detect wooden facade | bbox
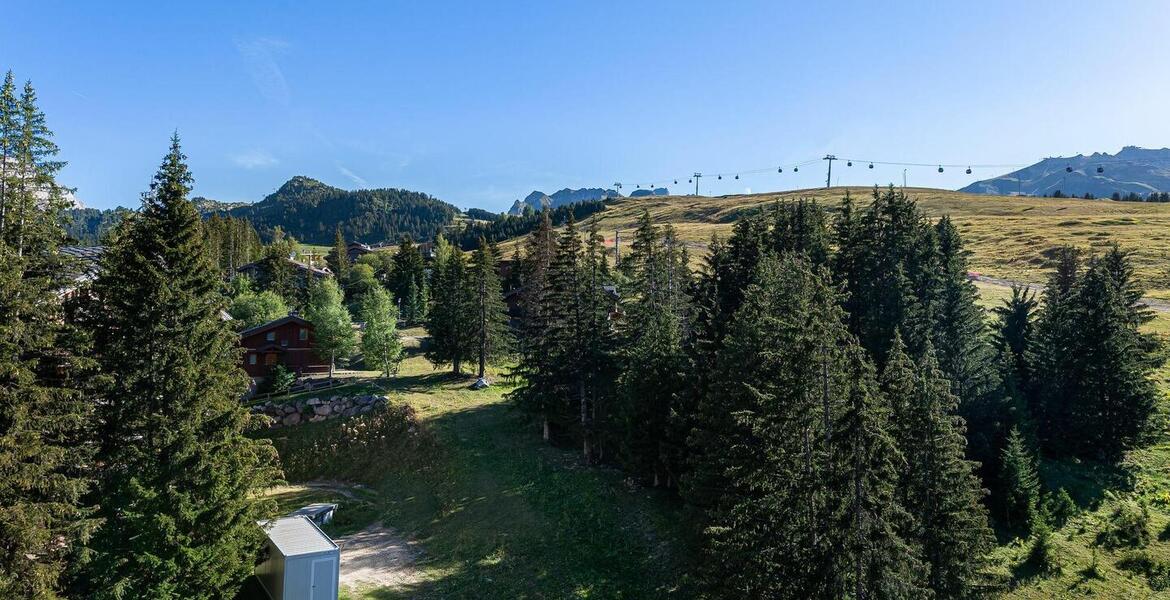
[239,313,330,378]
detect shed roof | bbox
[260,516,338,556]
[290,503,338,519]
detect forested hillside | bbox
[63,175,461,246]
[226,176,459,244]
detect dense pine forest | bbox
[4,66,1170,599]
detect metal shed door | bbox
[309,557,337,600]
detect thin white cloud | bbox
[231,149,279,169]
[235,37,291,105]
[338,165,369,189]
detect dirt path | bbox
[972,274,1170,313]
[335,524,423,591]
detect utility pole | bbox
[823,155,836,188]
[693,172,702,196]
[614,230,621,267]
[902,169,907,190]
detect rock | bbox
[309,415,325,423]
[314,405,332,416]
[306,397,322,406]
[471,377,491,390]
[282,412,301,426]
[359,405,372,414]
[283,405,298,415]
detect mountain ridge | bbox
[961,146,1170,198]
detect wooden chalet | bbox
[239,312,330,378]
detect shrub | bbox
[261,402,436,482]
[1045,488,1077,528]
[258,364,296,396]
[1025,520,1062,575]
[1098,498,1151,549]
[1118,550,1170,591]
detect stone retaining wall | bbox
[251,394,389,428]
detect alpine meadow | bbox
[6,3,1170,599]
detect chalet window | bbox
[281,339,288,347]
[264,353,277,366]
[265,332,275,342]
[299,328,308,341]
[248,354,257,365]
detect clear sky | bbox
[4,1,1170,211]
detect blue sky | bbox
[4,1,1170,211]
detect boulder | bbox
[281,412,301,426]
[306,397,322,406]
[309,415,325,423]
[283,405,298,415]
[314,405,332,417]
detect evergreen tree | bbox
[999,426,1040,533]
[469,237,510,380]
[992,285,1038,393]
[391,236,427,325]
[508,209,559,440]
[770,197,831,267]
[329,226,350,283]
[542,215,585,441]
[305,277,357,382]
[358,286,403,377]
[690,254,925,599]
[616,213,690,484]
[577,218,617,463]
[1032,245,1162,458]
[83,136,280,599]
[834,186,939,364]
[888,342,995,598]
[0,73,93,599]
[932,216,1002,468]
[425,234,476,374]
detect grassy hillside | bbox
[255,332,691,599]
[501,187,1170,299]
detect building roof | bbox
[238,256,332,278]
[60,245,106,281]
[259,516,337,557]
[289,503,338,519]
[239,312,312,339]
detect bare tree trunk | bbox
[478,272,487,379]
[543,417,550,442]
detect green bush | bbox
[258,364,296,396]
[1098,498,1151,549]
[1117,550,1170,591]
[261,402,436,483]
[1045,488,1077,529]
[1025,520,1062,575]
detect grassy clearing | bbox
[258,354,692,599]
[501,187,1170,299]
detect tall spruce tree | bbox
[391,236,427,325]
[885,341,995,598]
[425,234,476,374]
[508,209,559,440]
[84,135,280,599]
[688,254,926,599]
[0,74,93,599]
[932,216,1003,468]
[616,212,690,485]
[834,186,939,364]
[577,218,616,462]
[330,226,350,283]
[470,237,510,380]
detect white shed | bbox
[255,516,340,600]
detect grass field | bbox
[501,187,1170,300]
[257,330,692,599]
